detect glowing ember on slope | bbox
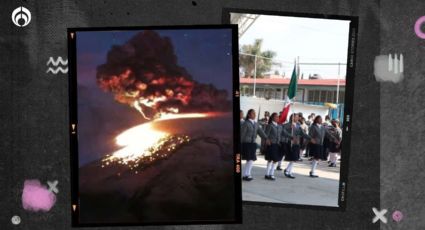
[101,113,208,172]
[156,112,208,121]
[102,135,190,172]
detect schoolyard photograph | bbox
[229,10,355,208]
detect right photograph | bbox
[225,9,357,208]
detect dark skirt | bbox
[305,143,311,157]
[265,144,283,162]
[281,142,290,157]
[241,142,257,161]
[284,144,300,162]
[310,144,325,160]
[260,139,267,155]
[328,141,341,153]
[300,137,306,150]
[323,138,330,159]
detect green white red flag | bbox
[278,61,298,124]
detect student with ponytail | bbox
[263,113,283,180]
[281,113,311,179]
[308,115,339,177]
[240,109,269,181]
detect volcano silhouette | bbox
[78,115,236,224]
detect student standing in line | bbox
[304,115,313,158]
[299,116,309,161]
[276,118,290,171]
[305,114,312,126]
[240,109,269,181]
[328,119,342,167]
[322,120,331,163]
[308,115,339,177]
[281,113,311,179]
[264,113,283,180]
[324,115,332,126]
[309,113,316,125]
[259,111,270,155]
[240,110,245,125]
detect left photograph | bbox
[68,25,241,226]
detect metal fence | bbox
[239,52,346,78]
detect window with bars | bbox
[307,90,345,103]
[307,90,320,102]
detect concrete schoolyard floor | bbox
[242,154,341,207]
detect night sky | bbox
[76,28,234,166]
[76,29,234,92]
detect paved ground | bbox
[242,153,341,207]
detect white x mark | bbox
[47,180,59,194]
[372,207,387,224]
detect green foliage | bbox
[239,39,277,78]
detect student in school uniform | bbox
[281,113,311,179]
[306,113,315,158]
[308,115,339,177]
[263,113,283,180]
[275,117,289,171]
[276,114,300,171]
[275,112,292,171]
[324,115,332,126]
[322,121,331,163]
[275,137,285,171]
[328,119,342,167]
[240,110,245,125]
[298,116,309,161]
[259,111,270,155]
[240,109,269,181]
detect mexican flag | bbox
[278,62,298,124]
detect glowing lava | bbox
[102,113,208,171]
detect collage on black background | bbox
[1,0,424,229]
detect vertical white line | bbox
[394,53,399,74]
[388,53,393,72]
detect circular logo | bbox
[392,210,403,222]
[11,215,21,225]
[414,16,425,39]
[11,7,31,27]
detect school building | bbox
[239,76,346,121]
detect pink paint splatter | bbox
[22,180,56,212]
[414,16,425,39]
[392,210,403,222]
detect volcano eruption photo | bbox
[68,25,241,226]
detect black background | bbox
[3,0,419,229]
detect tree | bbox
[239,39,277,78]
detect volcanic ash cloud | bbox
[96,30,231,120]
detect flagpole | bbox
[278,58,298,124]
[253,55,257,98]
[297,56,300,79]
[291,57,296,149]
[293,57,297,119]
[257,105,261,122]
[335,62,341,120]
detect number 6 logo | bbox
[414,16,425,39]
